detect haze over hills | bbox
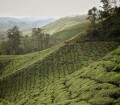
[0,15,87,39]
[0,17,55,32]
[17,15,87,38]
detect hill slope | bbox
[40,46,120,105]
[0,43,63,79]
[0,35,119,105]
[42,15,87,34]
[51,22,88,41]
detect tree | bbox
[87,7,98,28]
[7,26,21,54]
[0,38,5,54]
[87,7,98,37]
[31,28,44,51]
[100,0,112,29]
[112,0,117,7]
[44,34,50,48]
[100,0,112,11]
[21,35,32,54]
[0,27,51,55]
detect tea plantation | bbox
[0,43,63,79]
[0,35,119,105]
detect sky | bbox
[0,0,100,18]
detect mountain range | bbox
[0,17,55,32]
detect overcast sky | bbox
[0,0,100,18]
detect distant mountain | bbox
[0,17,55,32]
[42,15,87,34]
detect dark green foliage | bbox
[30,28,50,52]
[87,7,98,27]
[0,27,51,55]
[109,27,120,38]
[7,26,21,54]
[0,60,10,74]
[87,0,120,39]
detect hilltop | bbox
[42,15,87,34]
[23,21,88,40]
[51,22,88,41]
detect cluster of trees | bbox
[0,26,51,55]
[87,0,120,39]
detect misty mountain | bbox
[0,17,55,32]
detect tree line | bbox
[0,26,52,55]
[87,0,120,40]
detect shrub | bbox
[89,97,114,105]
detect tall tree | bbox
[87,7,98,37]
[100,0,112,29]
[112,0,117,7]
[21,35,32,54]
[7,26,21,54]
[31,28,44,51]
[44,34,50,48]
[87,7,98,28]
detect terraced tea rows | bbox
[46,46,120,105]
[0,41,119,105]
[0,43,63,79]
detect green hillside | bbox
[0,0,120,104]
[0,33,119,105]
[39,46,120,105]
[0,43,63,79]
[42,15,87,34]
[51,22,88,41]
